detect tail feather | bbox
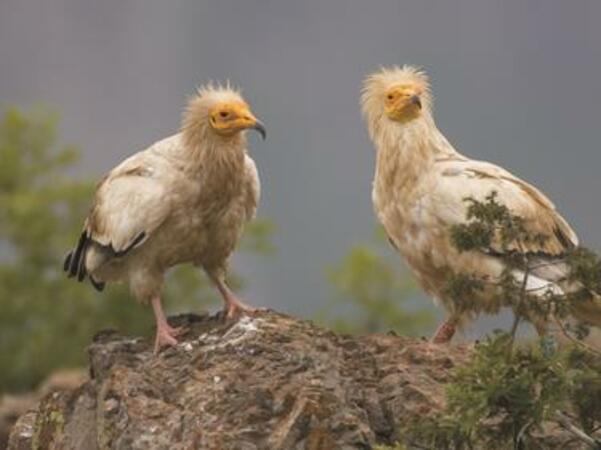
[77,239,88,282]
[67,232,87,278]
[89,276,105,292]
[63,251,73,272]
[527,256,601,327]
[65,231,103,291]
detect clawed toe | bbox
[223,302,262,320]
[167,325,185,337]
[153,325,186,354]
[154,333,177,354]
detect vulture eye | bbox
[387,94,394,100]
[219,111,230,118]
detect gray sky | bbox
[2,0,600,336]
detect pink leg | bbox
[151,295,183,354]
[431,317,457,344]
[212,277,257,319]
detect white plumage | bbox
[65,85,265,352]
[362,65,599,342]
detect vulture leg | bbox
[431,316,458,344]
[151,295,183,354]
[212,277,257,319]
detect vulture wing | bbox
[431,156,578,257]
[64,152,173,284]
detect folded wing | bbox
[432,156,578,257]
[64,159,173,285]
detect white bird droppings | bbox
[200,316,265,352]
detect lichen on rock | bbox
[8,311,471,449]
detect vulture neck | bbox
[374,114,457,193]
[182,126,246,195]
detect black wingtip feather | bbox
[554,226,576,251]
[63,252,73,272]
[65,232,105,292]
[77,240,88,282]
[68,232,87,277]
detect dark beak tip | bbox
[253,122,267,140]
[411,96,422,109]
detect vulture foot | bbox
[223,297,259,320]
[153,323,184,354]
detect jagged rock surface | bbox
[1,370,87,450]
[8,311,471,450]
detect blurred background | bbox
[0,0,600,427]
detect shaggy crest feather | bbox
[360,65,436,147]
[361,65,432,119]
[195,80,242,100]
[181,83,247,151]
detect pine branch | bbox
[553,316,601,356]
[554,410,601,449]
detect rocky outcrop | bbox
[8,311,471,450]
[1,370,86,450]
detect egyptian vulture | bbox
[361,65,600,342]
[64,85,266,353]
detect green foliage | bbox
[321,229,434,336]
[565,348,601,435]
[398,334,601,449]
[0,108,273,393]
[373,444,406,450]
[448,191,601,330]
[450,191,547,259]
[385,192,601,449]
[566,247,601,295]
[443,272,486,315]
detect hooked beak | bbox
[251,121,267,140]
[410,95,422,110]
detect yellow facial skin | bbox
[384,85,423,123]
[209,101,266,139]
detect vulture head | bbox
[182,84,266,145]
[361,65,432,133]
